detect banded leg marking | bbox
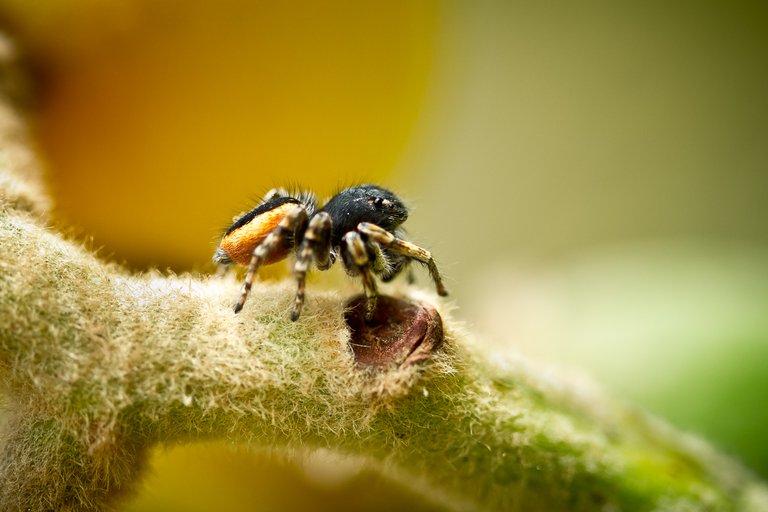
[263,187,290,202]
[344,231,379,321]
[357,222,448,296]
[291,212,332,321]
[234,204,307,313]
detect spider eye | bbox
[368,197,393,208]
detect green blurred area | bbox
[1,0,767,508]
[462,243,768,477]
[401,0,768,265]
[391,0,768,480]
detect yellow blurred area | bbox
[4,0,438,269]
[125,442,439,512]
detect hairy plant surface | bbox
[0,41,767,512]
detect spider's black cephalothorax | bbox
[213,184,447,321]
[320,184,408,242]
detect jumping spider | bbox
[213,184,448,321]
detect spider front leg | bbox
[234,204,308,313]
[291,212,332,321]
[343,231,379,321]
[357,222,448,296]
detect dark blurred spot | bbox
[344,294,443,368]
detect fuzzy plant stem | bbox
[1,49,767,512]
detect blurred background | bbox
[1,0,766,509]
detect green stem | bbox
[0,39,766,512]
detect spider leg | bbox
[380,257,415,283]
[234,204,308,313]
[406,264,416,284]
[263,187,290,202]
[308,213,333,271]
[291,212,332,321]
[378,252,408,282]
[215,263,230,278]
[357,222,448,296]
[343,231,379,321]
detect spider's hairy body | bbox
[216,199,304,266]
[213,184,447,321]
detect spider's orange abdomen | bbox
[217,202,296,266]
